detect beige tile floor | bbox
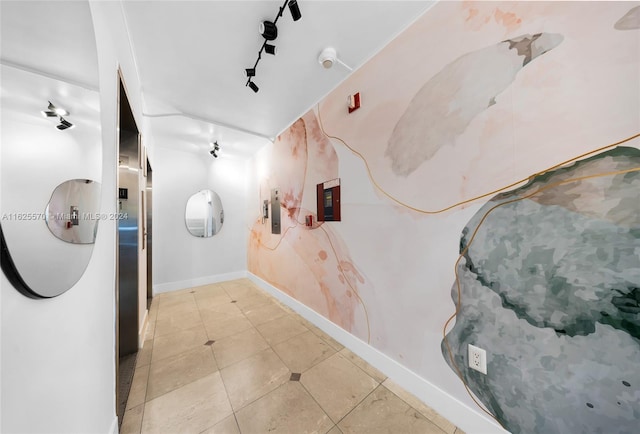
[122,278,466,434]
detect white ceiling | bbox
[1,1,435,160]
[0,1,99,90]
[122,1,435,148]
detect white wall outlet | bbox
[468,344,487,375]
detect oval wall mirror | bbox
[185,190,224,237]
[0,0,102,298]
[45,179,101,244]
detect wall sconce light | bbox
[56,117,74,130]
[42,101,68,117]
[244,0,302,92]
[42,101,74,130]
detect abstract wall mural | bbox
[249,2,640,433]
[615,5,640,30]
[386,32,563,177]
[248,111,373,342]
[442,146,640,433]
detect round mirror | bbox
[0,0,101,298]
[45,179,101,244]
[185,190,224,237]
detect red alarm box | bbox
[305,215,313,227]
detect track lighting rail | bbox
[245,0,301,93]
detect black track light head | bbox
[259,20,278,40]
[288,0,301,21]
[245,68,256,77]
[248,81,259,93]
[210,149,218,158]
[56,117,74,130]
[265,43,277,55]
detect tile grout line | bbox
[253,316,310,353]
[337,347,387,386]
[193,285,239,433]
[201,282,277,432]
[381,381,451,433]
[333,382,383,428]
[139,281,455,434]
[150,284,244,433]
[268,333,358,428]
[140,301,157,432]
[137,298,160,433]
[139,297,161,433]
[139,290,220,409]
[214,284,312,418]
[134,296,158,434]
[296,373,337,427]
[131,289,220,432]
[221,340,291,414]
[237,283,416,432]
[191,286,216,345]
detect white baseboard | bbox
[109,415,118,434]
[247,272,507,434]
[153,270,248,295]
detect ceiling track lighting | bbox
[210,141,220,158]
[244,0,302,93]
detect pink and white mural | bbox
[248,2,640,432]
[248,111,375,343]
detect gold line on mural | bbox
[252,212,372,343]
[252,219,298,251]
[319,225,372,344]
[441,165,640,428]
[317,102,640,424]
[316,103,640,215]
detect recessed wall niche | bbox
[316,178,341,221]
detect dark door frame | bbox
[115,67,143,425]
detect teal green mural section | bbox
[443,147,640,433]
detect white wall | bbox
[152,146,248,293]
[0,2,150,432]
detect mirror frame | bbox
[0,225,42,299]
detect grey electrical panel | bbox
[271,188,281,234]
